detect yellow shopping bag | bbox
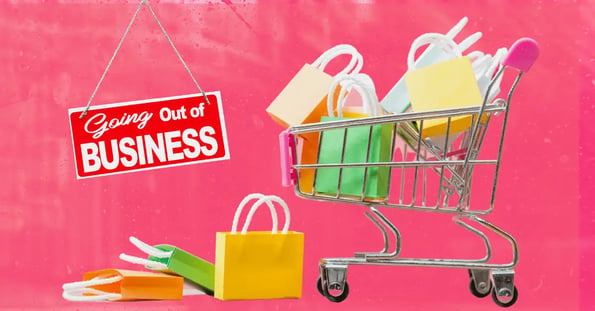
[405,33,483,139]
[214,193,304,300]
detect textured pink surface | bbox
[0,1,589,310]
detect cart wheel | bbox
[491,286,518,308]
[469,278,491,298]
[317,277,350,303]
[316,277,324,295]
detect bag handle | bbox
[327,73,379,118]
[485,47,508,102]
[241,195,290,234]
[405,17,480,75]
[62,275,123,302]
[119,236,171,270]
[442,16,482,51]
[337,74,378,117]
[231,194,291,234]
[472,54,493,78]
[311,44,364,76]
[408,33,463,70]
[231,193,279,234]
[457,32,483,53]
[487,47,508,79]
[467,50,484,62]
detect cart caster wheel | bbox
[469,278,491,298]
[317,277,350,303]
[316,277,324,295]
[491,286,518,308]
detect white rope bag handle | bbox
[231,194,291,235]
[408,33,463,71]
[405,17,481,74]
[117,236,211,297]
[62,269,205,300]
[311,44,364,76]
[485,47,508,102]
[487,47,508,79]
[327,73,379,118]
[231,193,280,234]
[472,53,493,78]
[119,236,172,270]
[457,32,483,54]
[62,275,123,302]
[468,48,508,85]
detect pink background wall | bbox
[0,1,591,310]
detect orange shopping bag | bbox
[62,269,184,301]
[266,44,363,194]
[119,236,215,295]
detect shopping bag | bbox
[380,17,482,113]
[405,33,483,139]
[266,44,363,128]
[315,74,392,199]
[266,44,363,195]
[119,236,215,295]
[215,193,304,300]
[421,48,506,149]
[62,269,184,301]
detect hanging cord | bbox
[80,0,210,119]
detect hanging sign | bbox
[68,92,230,178]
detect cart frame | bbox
[278,38,538,307]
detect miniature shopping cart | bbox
[278,38,538,308]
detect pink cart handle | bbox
[502,37,539,72]
[279,130,297,187]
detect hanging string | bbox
[80,0,210,119]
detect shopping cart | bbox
[278,38,538,307]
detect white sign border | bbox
[68,91,231,179]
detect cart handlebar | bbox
[502,37,539,72]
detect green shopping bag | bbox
[120,236,215,295]
[315,73,392,200]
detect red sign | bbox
[68,92,230,178]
